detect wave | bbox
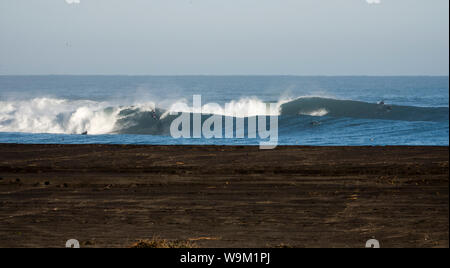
[0,98,127,135]
[0,97,448,135]
[280,97,449,122]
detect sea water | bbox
[0,76,448,146]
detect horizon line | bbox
[0,74,449,77]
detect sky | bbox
[0,0,448,75]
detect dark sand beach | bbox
[0,144,448,248]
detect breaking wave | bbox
[0,97,448,135]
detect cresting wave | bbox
[0,97,448,135]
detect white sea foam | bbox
[0,97,290,135]
[2,95,442,135]
[164,97,292,118]
[0,98,119,134]
[299,108,329,117]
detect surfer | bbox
[81,131,88,135]
[378,100,392,113]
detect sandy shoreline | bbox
[0,144,448,248]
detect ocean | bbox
[0,76,448,146]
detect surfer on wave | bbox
[378,100,393,113]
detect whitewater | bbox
[0,76,448,145]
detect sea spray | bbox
[169,95,279,149]
[0,97,447,137]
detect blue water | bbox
[0,76,448,146]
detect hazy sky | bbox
[0,0,448,75]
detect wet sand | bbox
[0,144,448,248]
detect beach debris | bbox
[130,238,197,248]
[275,243,294,248]
[82,240,95,247]
[188,237,221,241]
